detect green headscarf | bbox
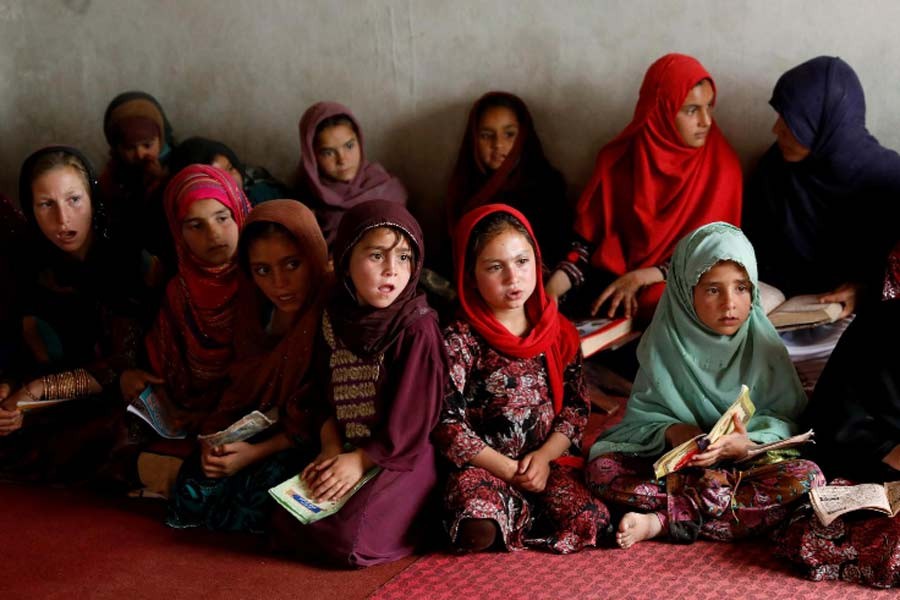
[589,222,806,460]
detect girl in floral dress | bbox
[434,204,610,554]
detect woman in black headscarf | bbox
[743,56,900,316]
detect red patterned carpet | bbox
[370,540,869,600]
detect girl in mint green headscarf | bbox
[586,222,824,549]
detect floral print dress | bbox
[433,321,610,553]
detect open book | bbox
[269,465,381,525]
[758,281,843,331]
[810,481,900,526]
[126,385,187,440]
[17,397,76,412]
[653,385,755,479]
[575,317,635,358]
[197,410,277,447]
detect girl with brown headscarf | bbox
[167,200,331,533]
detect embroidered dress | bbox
[270,200,445,568]
[436,321,610,553]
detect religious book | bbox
[197,410,277,447]
[758,281,843,331]
[575,316,635,358]
[810,481,900,526]
[269,465,381,525]
[653,385,754,479]
[126,385,188,440]
[16,397,76,412]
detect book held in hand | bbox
[653,385,755,479]
[269,465,381,525]
[810,481,900,526]
[197,410,277,447]
[17,397,76,412]
[757,281,843,331]
[126,385,187,440]
[575,317,635,358]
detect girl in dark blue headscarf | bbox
[743,56,900,314]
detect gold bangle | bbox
[22,383,41,402]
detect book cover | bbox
[575,317,635,358]
[269,465,381,525]
[653,385,754,479]
[197,410,276,447]
[127,386,188,440]
[810,481,900,526]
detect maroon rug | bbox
[0,483,413,600]
[370,539,869,600]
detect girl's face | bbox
[476,105,519,171]
[315,123,361,183]
[772,116,811,162]
[117,135,161,167]
[348,227,412,308]
[31,165,94,260]
[692,260,753,336]
[180,198,239,266]
[674,80,714,148]
[248,232,310,314]
[211,154,244,188]
[473,228,536,317]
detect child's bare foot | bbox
[616,512,663,549]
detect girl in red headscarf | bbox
[547,54,742,323]
[433,204,610,554]
[120,165,252,434]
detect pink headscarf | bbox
[296,101,407,248]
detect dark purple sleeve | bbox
[358,315,447,471]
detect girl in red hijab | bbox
[434,204,610,554]
[547,54,742,323]
[122,165,252,433]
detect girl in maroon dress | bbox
[271,199,446,567]
[434,204,610,554]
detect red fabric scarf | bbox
[146,165,251,411]
[453,204,579,415]
[574,53,742,275]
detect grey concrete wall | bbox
[3,0,900,243]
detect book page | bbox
[768,295,842,329]
[811,484,892,526]
[757,281,786,315]
[738,429,814,462]
[706,385,755,442]
[886,481,900,516]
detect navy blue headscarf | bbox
[744,56,900,296]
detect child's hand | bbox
[690,414,754,467]
[305,451,366,503]
[301,444,343,482]
[201,441,259,478]
[120,369,165,402]
[512,450,551,493]
[0,384,23,436]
